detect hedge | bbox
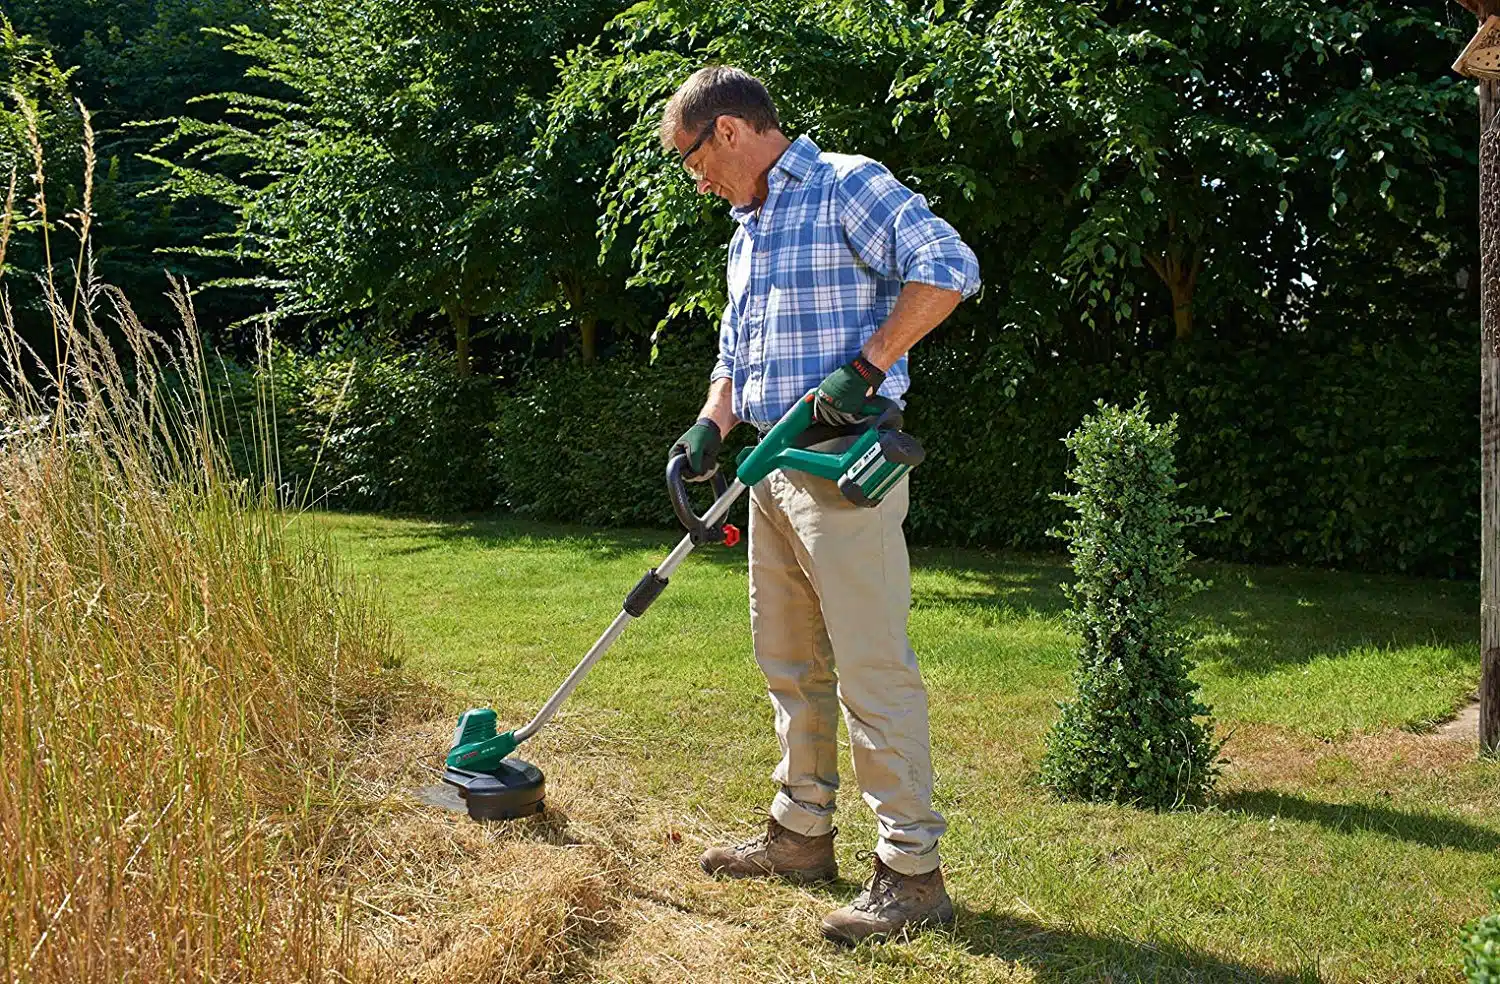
[497,334,1476,577]
[223,332,1477,577]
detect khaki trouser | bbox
[747,457,945,876]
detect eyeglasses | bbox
[678,114,733,176]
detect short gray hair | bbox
[659,66,780,149]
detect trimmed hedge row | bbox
[213,345,499,515]
[223,333,1477,577]
[905,334,1476,577]
[496,334,1475,576]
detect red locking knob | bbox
[722,523,741,547]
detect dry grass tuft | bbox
[328,715,895,984]
[1218,722,1480,790]
[395,845,620,984]
[0,89,417,981]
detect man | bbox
[661,66,980,945]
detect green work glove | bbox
[813,355,886,427]
[670,417,722,481]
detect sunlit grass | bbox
[318,511,1497,982]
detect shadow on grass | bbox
[946,907,1320,983]
[1182,564,1476,679]
[330,512,752,566]
[910,549,1073,621]
[804,876,1311,980]
[1218,790,1500,852]
[909,546,1476,682]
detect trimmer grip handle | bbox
[666,455,731,544]
[861,396,904,432]
[736,392,815,484]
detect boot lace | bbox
[736,809,836,856]
[735,817,774,855]
[733,808,785,856]
[852,850,901,912]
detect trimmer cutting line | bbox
[439,390,924,821]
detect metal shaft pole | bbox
[513,607,638,742]
[513,479,747,743]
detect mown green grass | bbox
[318,511,1498,983]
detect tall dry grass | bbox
[0,96,409,981]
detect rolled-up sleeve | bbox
[837,160,981,299]
[710,301,736,383]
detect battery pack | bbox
[838,429,925,507]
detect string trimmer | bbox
[439,390,923,821]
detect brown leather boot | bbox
[699,817,838,883]
[820,853,954,946]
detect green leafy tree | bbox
[4,0,273,330]
[548,2,923,339]
[150,0,632,371]
[551,0,1472,357]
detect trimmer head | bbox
[441,759,546,821]
[439,708,545,821]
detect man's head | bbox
[660,66,789,208]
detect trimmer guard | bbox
[440,759,546,821]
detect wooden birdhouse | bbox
[1454,14,1500,78]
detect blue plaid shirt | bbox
[711,135,981,431]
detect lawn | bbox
[316,511,1498,983]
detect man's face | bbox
[672,115,755,208]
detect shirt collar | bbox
[730,134,820,225]
[774,134,820,182]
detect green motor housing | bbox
[446,708,518,773]
[451,707,496,747]
[735,391,924,508]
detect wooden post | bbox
[1466,0,1500,753]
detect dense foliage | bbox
[148,0,636,371]
[485,336,1477,576]
[4,0,272,330]
[905,330,1477,575]
[2,0,1483,573]
[212,342,500,513]
[552,0,1475,356]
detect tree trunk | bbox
[1485,351,1500,754]
[558,273,597,364]
[452,309,472,376]
[1170,281,1193,342]
[1145,230,1202,343]
[580,312,598,365]
[1479,60,1500,754]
